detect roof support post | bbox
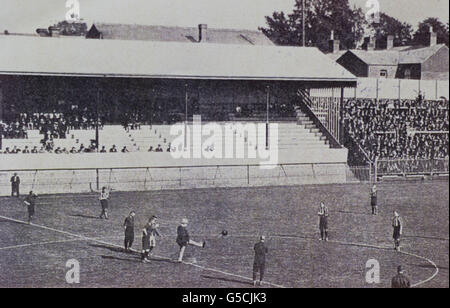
[95,83,100,153]
[339,87,345,145]
[184,83,188,151]
[266,85,270,150]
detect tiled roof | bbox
[88,23,274,46]
[340,44,448,66]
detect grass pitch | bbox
[0,180,448,288]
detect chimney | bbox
[387,35,394,50]
[198,24,208,43]
[48,26,60,37]
[430,26,437,46]
[367,36,377,50]
[328,31,340,54]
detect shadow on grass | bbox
[403,235,450,242]
[70,214,100,220]
[201,275,253,287]
[101,255,142,263]
[90,243,125,253]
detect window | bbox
[380,70,388,78]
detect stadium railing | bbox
[375,158,449,179]
[0,162,372,196]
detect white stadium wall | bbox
[0,151,350,196]
[311,78,449,100]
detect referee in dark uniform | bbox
[123,211,135,252]
[24,191,37,224]
[370,185,378,215]
[391,265,411,288]
[253,236,268,287]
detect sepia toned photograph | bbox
[0,0,448,294]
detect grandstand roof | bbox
[87,23,275,46]
[0,35,356,84]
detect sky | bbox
[0,0,448,33]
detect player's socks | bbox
[202,241,206,248]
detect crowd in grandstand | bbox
[344,97,449,162]
[1,112,103,140]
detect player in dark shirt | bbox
[123,211,135,252]
[141,216,161,262]
[24,191,38,224]
[176,218,205,262]
[370,185,378,215]
[318,202,329,241]
[392,211,403,251]
[391,266,411,288]
[253,236,268,286]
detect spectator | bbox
[10,173,20,197]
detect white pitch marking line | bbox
[0,238,86,251]
[184,261,287,288]
[399,250,439,288]
[0,215,440,288]
[0,214,286,288]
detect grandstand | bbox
[1,35,448,192]
[0,35,358,194]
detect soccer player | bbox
[370,185,378,215]
[141,216,161,262]
[391,265,411,288]
[24,191,38,224]
[123,211,135,252]
[318,202,329,241]
[98,187,111,219]
[253,236,268,287]
[392,211,403,251]
[176,218,206,263]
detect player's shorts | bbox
[253,262,265,273]
[393,227,401,240]
[27,205,35,216]
[319,217,328,230]
[177,239,188,248]
[149,235,156,247]
[125,229,134,239]
[100,199,108,209]
[142,235,150,250]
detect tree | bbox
[413,18,449,47]
[259,0,366,52]
[55,20,88,36]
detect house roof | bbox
[87,23,275,46]
[398,44,447,64]
[345,50,400,66]
[0,35,356,84]
[339,44,448,66]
